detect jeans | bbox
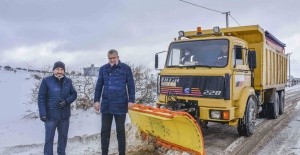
[44,119,70,155]
[101,113,126,155]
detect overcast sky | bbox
[1,0,300,76]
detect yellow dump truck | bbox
[129,25,287,155]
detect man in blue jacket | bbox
[38,61,77,155]
[94,49,135,155]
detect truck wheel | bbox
[279,91,285,115]
[267,92,279,119]
[258,103,267,118]
[237,97,256,137]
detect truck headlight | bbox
[210,110,221,119]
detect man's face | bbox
[185,50,190,56]
[53,68,64,78]
[222,45,228,53]
[108,53,119,66]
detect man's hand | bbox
[57,99,67,109]
[40,116,48,122]
[128,102,134,108]
[94,102,100,112]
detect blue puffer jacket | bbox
[94,61,135,114]
[38,75,77,120]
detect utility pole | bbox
[223,11,230,28]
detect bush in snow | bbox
[69,70,97,110]
[4,65,13,71]
[129,63,158,105]
[22,63,157,119]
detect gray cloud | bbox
[0,0,299,76]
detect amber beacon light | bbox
[197,27,202,35]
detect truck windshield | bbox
[166,39,229,68]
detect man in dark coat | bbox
[215,44,229,66]
[94,49,135,155]
[38,61,77,155]
[180,49,192,65]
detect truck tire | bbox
[267,92,279,119]
[279,91,285,115]
[237,96,256,137]
[258,103,267,118]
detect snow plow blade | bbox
[129,104,206,155]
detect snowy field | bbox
[0,70,156,155]
[1,69,300,155]
[0,70,102,147]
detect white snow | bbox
[0,70,154,155]
[223,84,300,155]
[256,100,300,155]
[1,69,300,155]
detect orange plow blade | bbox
[129,104,206,155]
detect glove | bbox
[57,99,67,109]
[40,116,48,122]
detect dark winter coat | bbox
[215,51,228,66]
[38,75,77,121]
[94,61,135,114]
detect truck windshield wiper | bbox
[187,65,212,69]
[198,65,212,69]
[186,66,196,69]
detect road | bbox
[254,100,300,154]
[222,89,300,155]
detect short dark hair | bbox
[108,49,118,55]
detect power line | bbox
[229,14,240,26]
[290,55,300,67]
[179,0,223,13]
[179,0,241,27]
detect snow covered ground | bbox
[256,99,300,155]
[0,70,155,155]
[0,70,97,147]
[1,69,300,155]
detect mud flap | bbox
[129,104,206,155]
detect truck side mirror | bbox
[155,51,166,70]
[155,54,159,69]
[248,50,257,71]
